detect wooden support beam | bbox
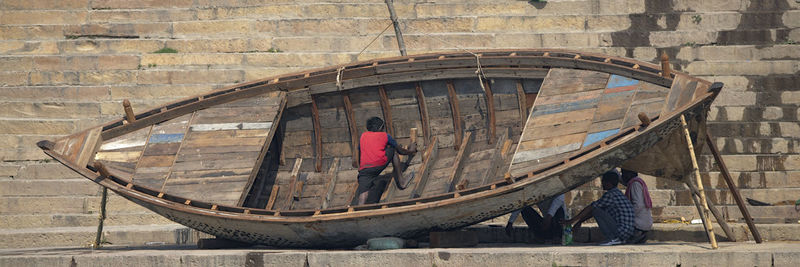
[415,83,431,144]
[378,85,395,136]
[311,96,323,172]
[680,115,717,249]
[706,132,762,243]
[515,80,528,126]
[342,93,360,168]
[684,178,736,242]
[481,128,509,185]
[410,136,439,198]
[482,80,496,144]
[446,131,474,192]
[446,80,463,150]
[320,158,340,209]
[283,158,303,210]
[122,99,136,123]
[265,185,279,210]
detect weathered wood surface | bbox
[408,136,439,199]
[445,131,473,192]
[509,70,671,176]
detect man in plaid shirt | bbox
[566,170,635,245]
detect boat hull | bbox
[67,96,707,248]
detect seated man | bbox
[505,194,566,243]
[356,117,416,205]
[621,169,653,244]
[566,170,634,245]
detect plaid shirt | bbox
[592,187,635,240]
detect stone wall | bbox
[1,0,799,231]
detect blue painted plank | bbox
[606,74,639,89]
[582,129,619,147]
[149,133,184,144]
[531,97,599,116]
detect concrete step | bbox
[0,213,173,229]
[0,179,102,197]
[0,224,210,249]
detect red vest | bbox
[359,131,389,170]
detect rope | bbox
[398,21,489,92]
[338,22,394,90]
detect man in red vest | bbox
[356,117,417,205]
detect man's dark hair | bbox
[602,170,619,187]
[621,169,638,183]
[366,117,385,132]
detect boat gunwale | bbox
[97,49,672,140]
[41,89,717,222]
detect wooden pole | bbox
[384,0,407,56]
[93,162,111,248]
[684,180,736,242]
[680,115,717,249]
[705,132,763,243]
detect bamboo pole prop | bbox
[684,179,736,242]
[705,132,763,243]
[680,115,718,249]
[93,162,111,248]
[384,0,407,56]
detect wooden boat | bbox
[38,49,722,248]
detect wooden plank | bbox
[291,179,305,210]
[409,136,439,199]
[320,158,340,209]
[342,93,360,168]
[446,80,463,150]
[311,96,323,172]
[378,85,395,136]
[445,131,473,192]
[380,128,418,202]
[483,80,496,143]
[415,82,431,144]
[706,132,762,243]
[481,128,509,185]
[515,80,528,126]
[265,185,279,210]
[283,158,303,210]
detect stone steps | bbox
[0,224,207,249]
[1,222,798,249]
[0,194,154,215]
[652,205,800,224]
[569,188,800,206]
[0,213,173,229]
